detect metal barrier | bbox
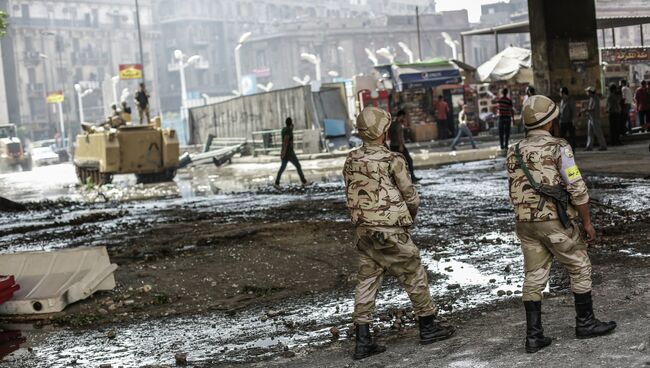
[250,129,307,156]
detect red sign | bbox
[601,47,650,64]
[253,67,271,78]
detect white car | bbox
[31,146,60,167]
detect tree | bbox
[0,11,6,37]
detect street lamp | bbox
[364,48,378,66]
[376,47,395,63]
[292,75,311,86]
[74,83,93,124]
[173,49,201,124]
[257,83,273,92]
[235,31,252,95]
[398,42,415,63]
[300,52,321,82]
[111,76,120,106]
[442,32,458,60]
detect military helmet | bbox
[357,106,392,141]
[521,95,559,130]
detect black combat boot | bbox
[524,301,553,353]
[353,324,386,360]
[418,314,455,345]
[574,291,617,339]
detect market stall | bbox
[475,46,533,130]
[376,58,468,141]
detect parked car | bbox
[31,146,60,167]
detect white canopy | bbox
[477,46,533,83]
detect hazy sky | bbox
[436,0,504,23]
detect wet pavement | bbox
[1,159,649,367]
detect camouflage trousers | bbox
[352,227,437,324]
[516,220,592,302]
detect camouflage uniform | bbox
[344,107,436,325]
[507,129,592,301]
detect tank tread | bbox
[135,169,177,184]
[75,166,113,186]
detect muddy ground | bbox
[0,146,649,367]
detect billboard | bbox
[601,47,650,64]
[119,64,143,80]
[46,91,64,104]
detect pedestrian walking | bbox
[389,110,420,182]
[343,106,454,360]
[620,80,633,133]
[434,95,450,139]
[274,117,309,188]
[606,83,623,146]
[495,88,514,150]
[507,95,616,354]
[583,87,607,151]
[558,87,577,151]
[134,83,151,125]
[450,104,477,151]
[634,80,650,131]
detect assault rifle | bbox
[514,143,572,229]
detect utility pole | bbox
[416,6,422,61]
[135,0,146,85]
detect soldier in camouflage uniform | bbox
[507,95,616,354]
[343,106,454,360]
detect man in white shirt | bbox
[620,80,633,133]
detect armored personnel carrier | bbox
[74,124,179,185]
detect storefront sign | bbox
[119,64,143,80]
[46,91,64,104]
[601,47,650,64]
[569,42,589,61]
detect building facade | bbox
[0,0,158,140]
[152,0,438,112]
[237,10,469,91]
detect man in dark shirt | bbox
[389,110,420,182]
[634,80,650,130]
[559,87,577,151]
[495,88,514,150]
[134,83,151,125]
[274,117,309,188]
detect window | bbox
[28,68,36,84]
[21,4,30,19]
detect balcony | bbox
[24,51,43,65]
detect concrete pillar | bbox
[528,0,601,98]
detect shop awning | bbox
[477,46,532,83]
[377,58,463,91]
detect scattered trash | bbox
[329,327,339,339]
[174,352,188,366]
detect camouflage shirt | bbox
[343,143,419,228]
[506,130,589,222]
